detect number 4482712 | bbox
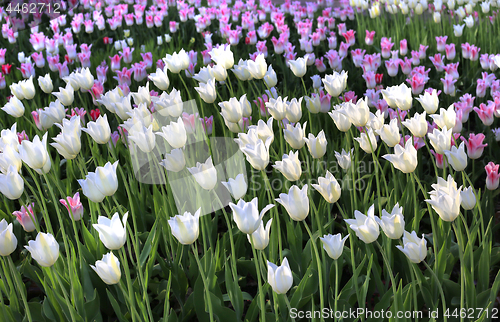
[5,2,61,15]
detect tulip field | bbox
[2,0,500,321]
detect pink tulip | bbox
[365,30,375,46]
[430,150,447,169]
[445,44,456,60]
[485,162,500,190]
[120,47,134,64]
[441,74,457,96]
[435,36,448,52]
[400,39,408,56]
[461,133,487,159]
[380,37,394,59]
[400,57,413,74]
[13,203,37,232]
[60,192,84,221]
[474,102,495,126]
[476,79,488,98]
[429,54,445,72]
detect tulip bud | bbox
[50,116,82,160]
[382,137,418,173]
[229,197,274,235]
[90,252,121,285]
[2,95,25,118]
[430,104,456,130]
[312,171,342,203]
[0,144,22,173]
[322,70,348,97]
[219,97,243,123]
[247,218,273,250]
[128,123,156,153]
[428,126,452,155]
[240,137,272,171]
[0,165,24,200]
[149,67,170,91]
[285,98,303,123]
[0,219,17,256]
[273,151,302,181]
[396,231,427,263]
[25,232,60,267]
[328,109,352,132]
[288,57,307,77]
[276,185,309,221]
[60,192,84,221]
[376,118,401,148]
[168,208,201,245]
[425,175,462,222]
[344,204,380,244]
[209,46,234,69]
[247,53,267,79]
[443,142,468,171]
[53,83,75,106]
[304,130,328,159]
[263,65,277,88]
[222,173,248,200]
[416,89,439,114]
[160,148,186,173]
[156,117,187,149]
[267,257,293,294]
[195,78,217,103]
[187,156,218,191]
[375,203,405,239]
[334,148,353,170]
[82,114,111,144]
[460,186,476,210]
[76,67,95,91]
[320,233,349,260]
[266,96,288,121]
[340,98,370,127]
[284,122,307,149]
[93,212,128,250]
[354,128,378,154]
[402,112,428,138]
[381,84,412,111]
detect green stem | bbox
[6,257,32,322]
[452,221,465,322]
[50,266,77,322]
[334,259,339,316]
[192,243,215,322]
[250,238,266,322]
[303,221,324,322]
[375,241,399,313]
[422,261,448,322]
[261,170,282,262]
[117,280,141,321]
[283,294,295,322]
[212,190,238,281]
[117,248,138,322]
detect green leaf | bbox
[26,302,46,322]
[42,297,57,321]
[139,219,157,267]
[106,289,127,322]
[290,266,318,309]
[83,290,102,322]
[224,257,243,321]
